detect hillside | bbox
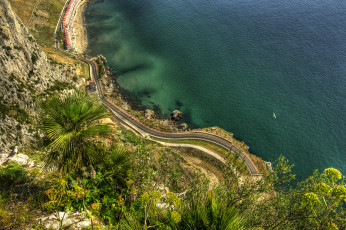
[0,0,74,158]
[0,0,345,229]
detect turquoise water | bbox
[85,0,346,180]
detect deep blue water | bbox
[85,0,346,180]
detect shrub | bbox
[31,52,38,65]
[0,161,27,189]
[121,130,141,145]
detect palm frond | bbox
[39,89,112,174]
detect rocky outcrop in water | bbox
[171,110,183,121]
[178,123,188,131]
[0,0,69,155]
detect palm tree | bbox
[174,191,249,230]
[39,90,112,174]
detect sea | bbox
[84,0,346,181]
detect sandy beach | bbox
[72,0,88,53]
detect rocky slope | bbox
[0,0,70,157]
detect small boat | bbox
[273,112,277,119]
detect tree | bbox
[39,90,112,174]
[223,155,346,230]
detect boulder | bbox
[159,119,170,126]
[98,54,107,63]
[0,154,8,165]
[145,109,155,119]
[37,211,94,230]
[178,123,188,131]
[171,110,183,121]
[8,153,34,167]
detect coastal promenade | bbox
[54,1,261,176]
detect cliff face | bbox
[0,0,69,155]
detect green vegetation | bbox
[39,90,112,174]
[0,92,345,229]
[30,0,65,47]
[96,58,106,77]
[174,191,248,229]
[56,30,64,42]
[41,80,74,97]
[0,101,30,123]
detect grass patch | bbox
[151,138,250,176]
[8,0,36,25]
[9,0,65,48]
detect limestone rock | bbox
[159,119,170,126]
[171,110,183,121]
[98,54,107,63]
[145,109,155,119]
[37,211,94,230]
[8,146,18,157]
[178,123,188,131]
[0,0,69,155]
[8,153,35,167]
[0,154,8,165]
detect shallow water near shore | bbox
[85,0,346,180]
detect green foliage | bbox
[0,207,10,225]
[273,155,296,187]
[121,129,142,145]
[302,192,320,209]
[0,193,42,229]
[0,101,30,123]
[0,101,10,118]
[80,145,134,221]
[166,192,181,206]
[173,191,248,230]
[323,168,342,181]
[39,90,112,174]
[96,58,106,77]
[0,161,27,189]
[171,210,181,224]
[57,30,64,42]
[42,177,87,213]
[45,80,74,94]
[331,186,346,200]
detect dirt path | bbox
[27,0,41,26]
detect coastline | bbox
[72,0,88,53]
[72,1,267,175]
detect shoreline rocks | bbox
[171,110,183,121]
[145,109,155,119]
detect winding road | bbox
[54,2,261,176]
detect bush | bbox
[2,46,11,51]
[0,161,27,189]
[45,80,73,92]
[121,130,141,145]
[31,52,38,65]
